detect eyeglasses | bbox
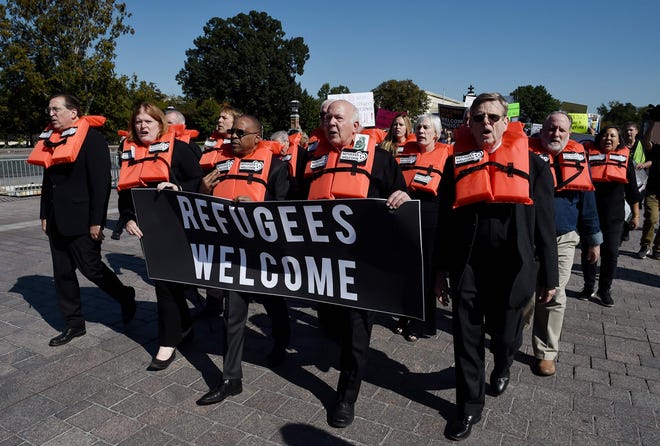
[472,113,504,124]
[45,106,68,114]
[228,128,259,138]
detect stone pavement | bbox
[0,194,658,446]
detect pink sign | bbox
[376,109,401,129]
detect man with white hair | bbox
[301,99,410,428]
[527,111,601,377]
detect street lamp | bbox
[289,99,301,131]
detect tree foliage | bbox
[177,11,309,134]
[317,82,350,100]
[596,101,643,128]
[372,80,429,121]
[0,0,142,142]
[510,85,561,124]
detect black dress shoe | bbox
[121,287,137,324]
[49,327,86,346]
[147,350,176,371]
[328,401,355,428]
[197,379,242,405]
[445,414,481,441]
[490,370,510,396]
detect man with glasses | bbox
[196,115,291,406]
[31,94,136,346]
[433,93,558,441]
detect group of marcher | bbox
[28,92,659,441]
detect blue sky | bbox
[114,0,660,113]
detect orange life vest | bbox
[360,128,387,144]
[308,127,324,145]
[529,138,595,192]
[264,136,300,178]
[586,142,629,184]
[199,137,232,171]
[212,142,273,201]
[116,132,176,191]
[27,116,106,168]
[396,141,451,196]
[167,124,199,144]
[304,133,376,199]
[452,122,533,207]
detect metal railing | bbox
[0,151,120,197]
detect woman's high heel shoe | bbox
[147,350,176,371]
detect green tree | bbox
[510,85,561,124]
[372,80,429,120]
[296,88,322,134]
[317,82,350,100]
[596,101,642,128]
[177,11,309,134]
[0,0,136,142]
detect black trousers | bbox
[48,229,129,330]
[336,307,374,404]
[223,291,290,379]
[452,263,524,417]
[154,280,193,347]
[581,225,623,292]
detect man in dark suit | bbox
[298,100,410,428]
[196,115,291,406]
[39,94,136,346]
[434,93,558,441]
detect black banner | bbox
[132,189,425,319]
[438,104,467,130]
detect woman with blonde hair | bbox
[379,113,414,156]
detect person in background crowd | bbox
[111,130,130,240]
[196,106,244,319]
[621,122,648,242]
[307,99,334,149]
[300,99,410,428]
[579,126,640,306]
[379,112,414,156]
[393,113,451,342]
[165,108,202,159]
[526,111,601,377]
[118,102,203,370]
[433,93,558,441]
[29,93,136,347]
[196,115,291,406]
[636,110,660,259]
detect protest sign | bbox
[132,189,425,319]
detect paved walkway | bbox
[0,194,658,445]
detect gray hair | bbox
[415,113,442,136]
[270,130,289,146]
[543,110,572,128]
[165,109,186,124]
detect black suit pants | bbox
[48,229,128,330]
[452,263,524,417]
[336,308,374,404]
[581,225,623,292]
[223,291,290,379]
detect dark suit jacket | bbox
[435,151,559,308]
[40,127,111,237]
